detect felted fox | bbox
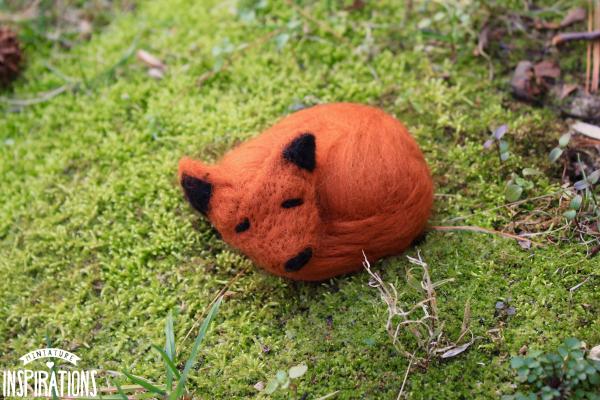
[179,103,433,281]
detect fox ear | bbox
[181,174,212,215]
[179,157,214,215]
[283,133,316,172]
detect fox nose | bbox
[284,247,313,272]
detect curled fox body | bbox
[179,103,433,281]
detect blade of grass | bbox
[170,296,223,400]
[122,371,166,396]
[152,344,181,380]
[111,379,129,400]
[165,311,176,389]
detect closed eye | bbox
[235,218,250,233]
[281,198,304,208]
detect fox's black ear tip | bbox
[283,133,316,172]
[181,174,212,215]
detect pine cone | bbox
[0,27,23,87]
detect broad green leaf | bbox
[587,169,600,184]
[289,363,308,379]
[511,357,525,369]
[549,147,563,163]
[505,184,523,202]
[265,378,279,394]
[170,296,223,400]
[559,133,571,147]
[276,370,288,383]
[565,337,582,350]
[570,195,583,210]
[563,209,577,220]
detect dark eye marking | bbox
[235,218,250,233]
[281,198,304,208]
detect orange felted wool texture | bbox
[179,103,434,281]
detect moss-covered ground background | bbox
[1,0,598,398]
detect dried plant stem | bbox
[363,251,472,367]
[431,225,540,246]
[593,1,600,92]
[397,353,415,400]
[587,0,593,93]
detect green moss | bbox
[0,0,598,398]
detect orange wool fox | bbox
[179,103,433,281]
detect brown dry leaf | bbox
[589,345,600,361]
[440,342,472,359]
[136,49,165,70]
[519,345,528,355]
[560,7,586,28]
[572,121,600,140]
[534,60,560,80]
[511,61,542,101]
[345,0,365,11]
[559,83,579,99]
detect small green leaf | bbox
[499,140,509,153]
[563,209,577,220]
[522,168,542,176]
[265,378,279,394]
[289,363,308,379]
[500,151,510,162]
[565,338,582,350]
[570,195,583,210]
[276,370,288,383]
[559,133,571,147]
[587,169,600,184]
[549,147,563,163]
[275,33,290,50]
[511,357,525,369]
[505,184,523,202]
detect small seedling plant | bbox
[504,338,600,400]
[114,297,223,400]
[264,363,308,396]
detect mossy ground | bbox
[0,1,598,399]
